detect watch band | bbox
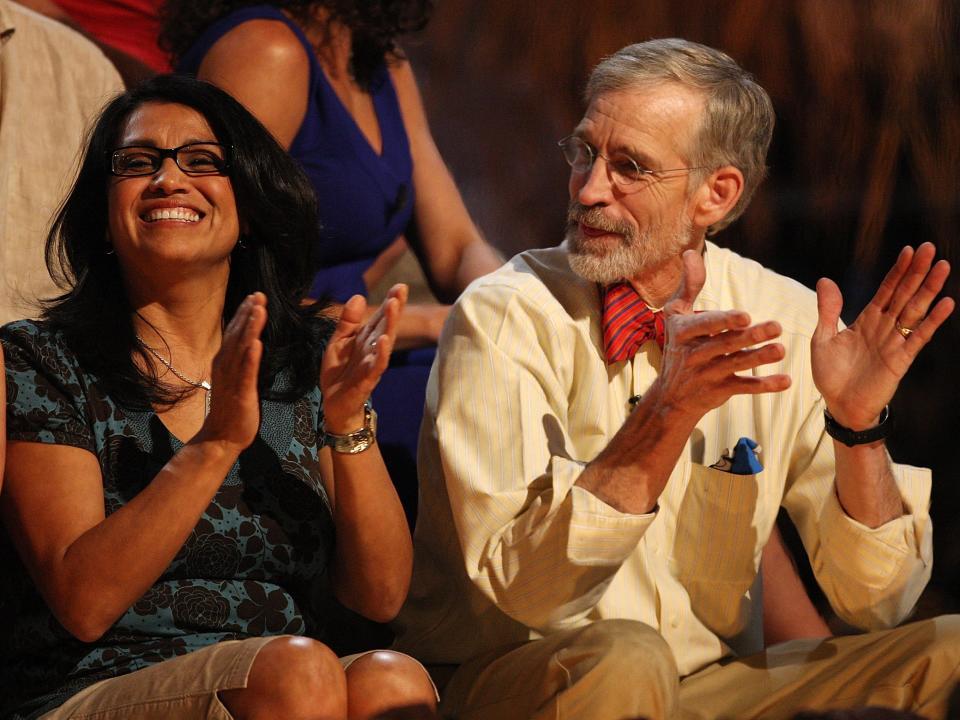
[324,401,378,454]
[823,406,890,447]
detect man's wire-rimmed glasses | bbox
[557,135,702,188]
[108,143,231,177]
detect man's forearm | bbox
[575,382,697,514]
[833,440,904,528]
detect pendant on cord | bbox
[202,381,212,418]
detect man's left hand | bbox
[812,242,954,429]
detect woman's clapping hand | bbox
[321,284,407,434]
[195,292,267,453]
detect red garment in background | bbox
[55,0,169,72]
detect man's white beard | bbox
[565,204,693,285]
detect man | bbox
[0,0,123,323]
[394,39,959,719]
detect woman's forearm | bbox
[327,446,413,623]
[453,237,504,296]
[4,438,239,642]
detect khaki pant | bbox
[440,616,960,720]
[40,636,384,719]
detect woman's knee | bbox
[345,650,438,719]
[220,636,347,720]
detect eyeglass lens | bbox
[111,144,227,177]
[559,137,643,185]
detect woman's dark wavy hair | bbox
[159,0,434,90]
[44,73,330,408]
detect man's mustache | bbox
[566,203,635,239]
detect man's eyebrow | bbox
[614,143,656,168]
[571,128,658,168]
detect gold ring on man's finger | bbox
[895,319,915,338]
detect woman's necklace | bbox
[135,334,212,417]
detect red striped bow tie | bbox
[602,282,665,362]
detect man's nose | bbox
[573,157,614,207]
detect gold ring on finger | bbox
[895,319,915,338]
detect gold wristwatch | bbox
[324,401,378,454]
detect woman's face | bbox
[107,101,240,280]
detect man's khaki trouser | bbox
[440,616,960,719]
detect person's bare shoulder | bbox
[198,18,309,147]
[200,18,309,78]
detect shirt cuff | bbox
[550,456,654,565]
[820,467,931,590]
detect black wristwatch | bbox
[823,406,890,447]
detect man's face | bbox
[564,83,705,285]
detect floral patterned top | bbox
[0,320,336,719]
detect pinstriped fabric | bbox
[602,282,665,361]
[395,241,934,677]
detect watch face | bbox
[325,404,377,454]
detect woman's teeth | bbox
[143,208,200,222]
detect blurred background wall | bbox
[406,0,960,620]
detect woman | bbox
[161,1,504,515]
[0,75,436,719]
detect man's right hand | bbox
[653,249,791,428]
[577,250,790,515]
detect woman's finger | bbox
[242,303,267,351]
[383,288,406,341]
[332,295,367,346]
[215,301,249,378]
[239,336,263,388]
[218,293,267,381]
[221,295,251,346]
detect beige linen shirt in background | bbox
[394,240,933,677]
[0,1,123,324]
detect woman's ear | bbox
[688,166,744,232]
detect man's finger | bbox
[686,320,782,360]
[869,245,913,313]
[904,295,956,352]
[726,373,792,396]
[896,258,951,329]
[884,243,936,318]
[813,277,842,344]
[669,309,752,344]
[706,342,786,376]
[665,249,706,315]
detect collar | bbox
[0,1,15,47]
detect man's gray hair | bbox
[586,38,775,234]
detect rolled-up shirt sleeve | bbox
[783,398,932,630]
[434,283,652,632]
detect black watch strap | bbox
[823,406,890,447]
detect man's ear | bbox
[689,166,744,231]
